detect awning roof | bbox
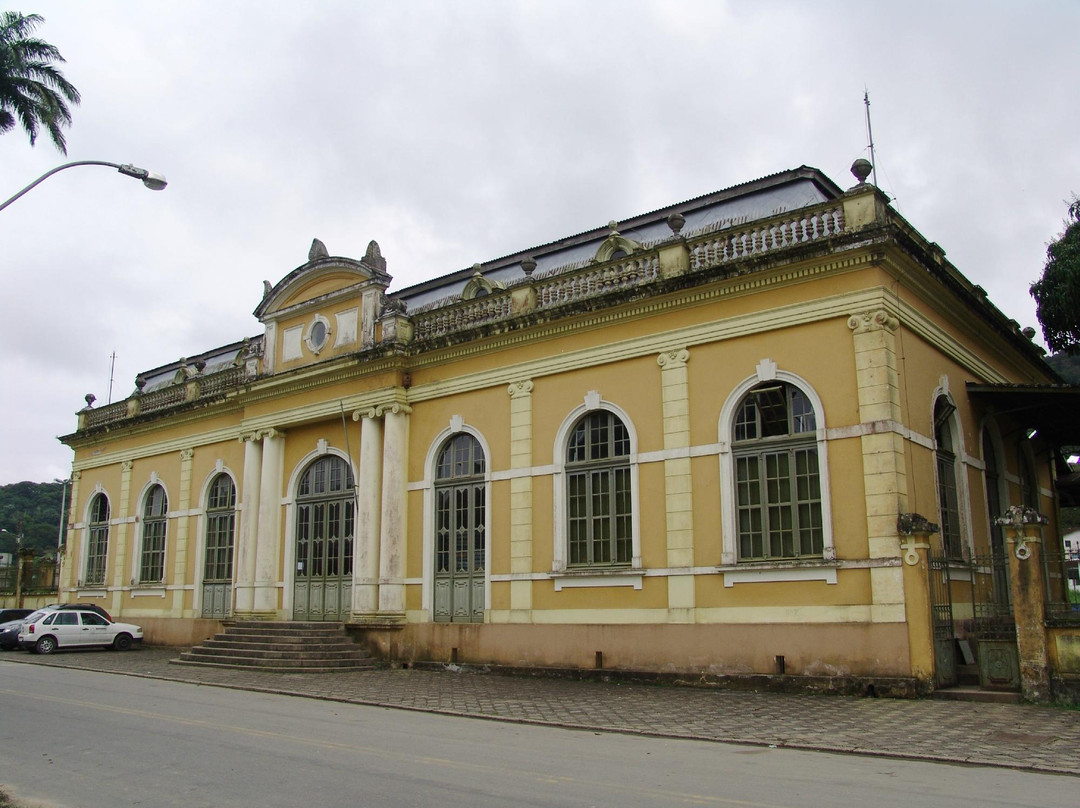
[966,383,1080,448]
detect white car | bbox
[18,608,143,654]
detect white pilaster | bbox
[253,428,286,615]
[172,448,195,614]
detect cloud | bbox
[1,0,1076,483]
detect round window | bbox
[308,319,328,352]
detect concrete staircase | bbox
[170,621,381,673]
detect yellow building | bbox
[58,164,1078,695]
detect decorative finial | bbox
[262,279,272,299]
[666,212,685,235]
[608,220,619,234]
[309,238,329,261]
[472,263,483,276]
[521,256,537,277]
[84,393,96,408]
[851,158,873,185]
[363,240,387,271]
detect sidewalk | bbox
[4,647,1079,776]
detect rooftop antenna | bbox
[863,88,879,187]
[106,351,117,404]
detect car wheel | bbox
[113,633,133,652]
[36,635,57,655]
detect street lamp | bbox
[0,159,168,213]
[0,528,26,608]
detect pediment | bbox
[255,240,390,322]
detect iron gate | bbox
[927,553,957,687]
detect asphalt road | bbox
[1,661,1077,808]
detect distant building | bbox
[57,164,1080,692]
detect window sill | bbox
[717,560,837,588]
[130,585,167,597]
[552,569,643,591]
[75,587,107,598]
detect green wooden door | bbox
[293,456,354,621]
[433,435,485,622]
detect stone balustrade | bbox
[688,205,845,269]
[78,198,852,431]
[80,365,247,430]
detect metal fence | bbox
[1044,548,1080,624]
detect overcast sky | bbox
[1,0,1077,486]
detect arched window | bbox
[85,493,110,586]
[982,430,1004,557]
[294,455,354,621]
[434,433,486,622]
[981,429,1010,609]
[139,484,168,582]
[203,474,236,586]
[1019,447,1038,510]
[934,398,963,559]
[566,410,632,567]
[732,382,822,561]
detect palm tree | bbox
[0,12,80,153]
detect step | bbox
[932,685,1022,705]
[199,640,366,654]
[174,620,380,673]
[223,626,349,638]
[202,636,360,648]
[170,657,380,673]
[185,646,370,661]
[178,649,374,666]
[956,662,981,687]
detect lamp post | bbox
[0,160,167,213]
[1,527,25,608]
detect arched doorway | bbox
[433,433,486,622]
[293,455,354,621]
[201,473,236,619]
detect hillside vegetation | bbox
[0,480,66,555]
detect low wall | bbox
[137,616,224,647]
[353,621,921,694]
[1049,626,1080,704]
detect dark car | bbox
[0,612,33,650]
[0,608,33,624]
[43,603,112,621]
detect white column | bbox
[658,349,695,622]
[254,428,286,615]
[351,409,383,618]
[109,460,134,616]
[58,471,81,597]
[508,380,534,622]
[378,403,410,617]
[234,433,262,615]
[171,448,195,614]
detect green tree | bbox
[0,12,80,153]
[1031,197,1080,355]
[0,479,67,554]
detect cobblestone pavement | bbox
[4,647,1079,775]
